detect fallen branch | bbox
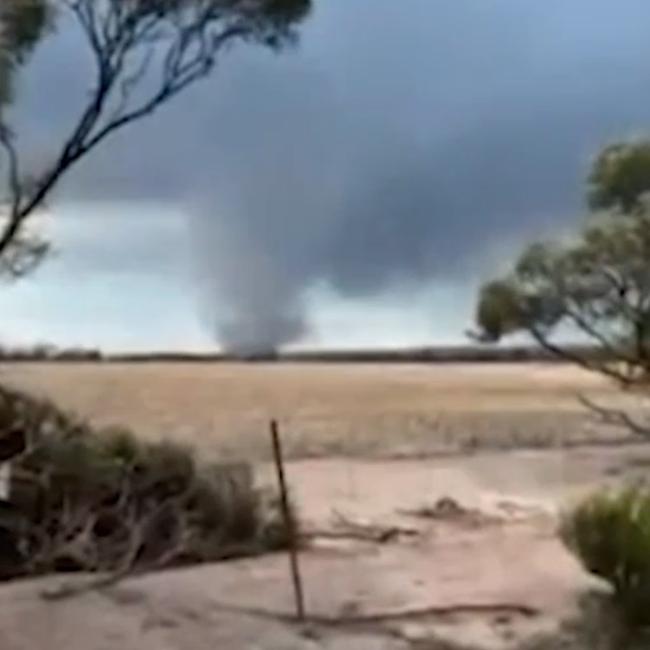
[39,539,268,601]
[315,510,419,544]
[304,528,419,544]
[208,599,540,627]
[40,570,131,601]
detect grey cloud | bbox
[10,0,650,350]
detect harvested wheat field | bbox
[0,361,638,460]
[2,361,650,649]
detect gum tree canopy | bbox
[474,141,650,397]
[0,0,311,276]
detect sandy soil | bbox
[3,445,650,649]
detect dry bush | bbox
[0,385,289,580]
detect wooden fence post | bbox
[270,419,305,621]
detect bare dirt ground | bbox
[0,362,648,649]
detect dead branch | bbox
[41,480,209,600]
[317,510,419,544]
[305,527,419,545]
[208,599,540,627]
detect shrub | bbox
[0,385,290,579]
[561,486,650,626]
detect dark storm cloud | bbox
[11,0,650,350]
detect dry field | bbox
[0,361,634,460]
[2,362,650,649]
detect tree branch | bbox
[577,393,650,439]
[529,326,633,386]
[0,0,307,275]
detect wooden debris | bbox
[306,510,419,545]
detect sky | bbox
[3,0,650,352]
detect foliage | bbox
[561,486,650,627]
[589,141,650,214]
[475,211,650,385]
[0,385,290,579]
[0,0,52,107]
[474,139,650,402]
[0,0,312,276]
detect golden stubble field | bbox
[0,361,628,460]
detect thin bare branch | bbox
[529,327,633,387]
[0,0,308,275]
[577,393,650,439]
[563,302,637,371]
